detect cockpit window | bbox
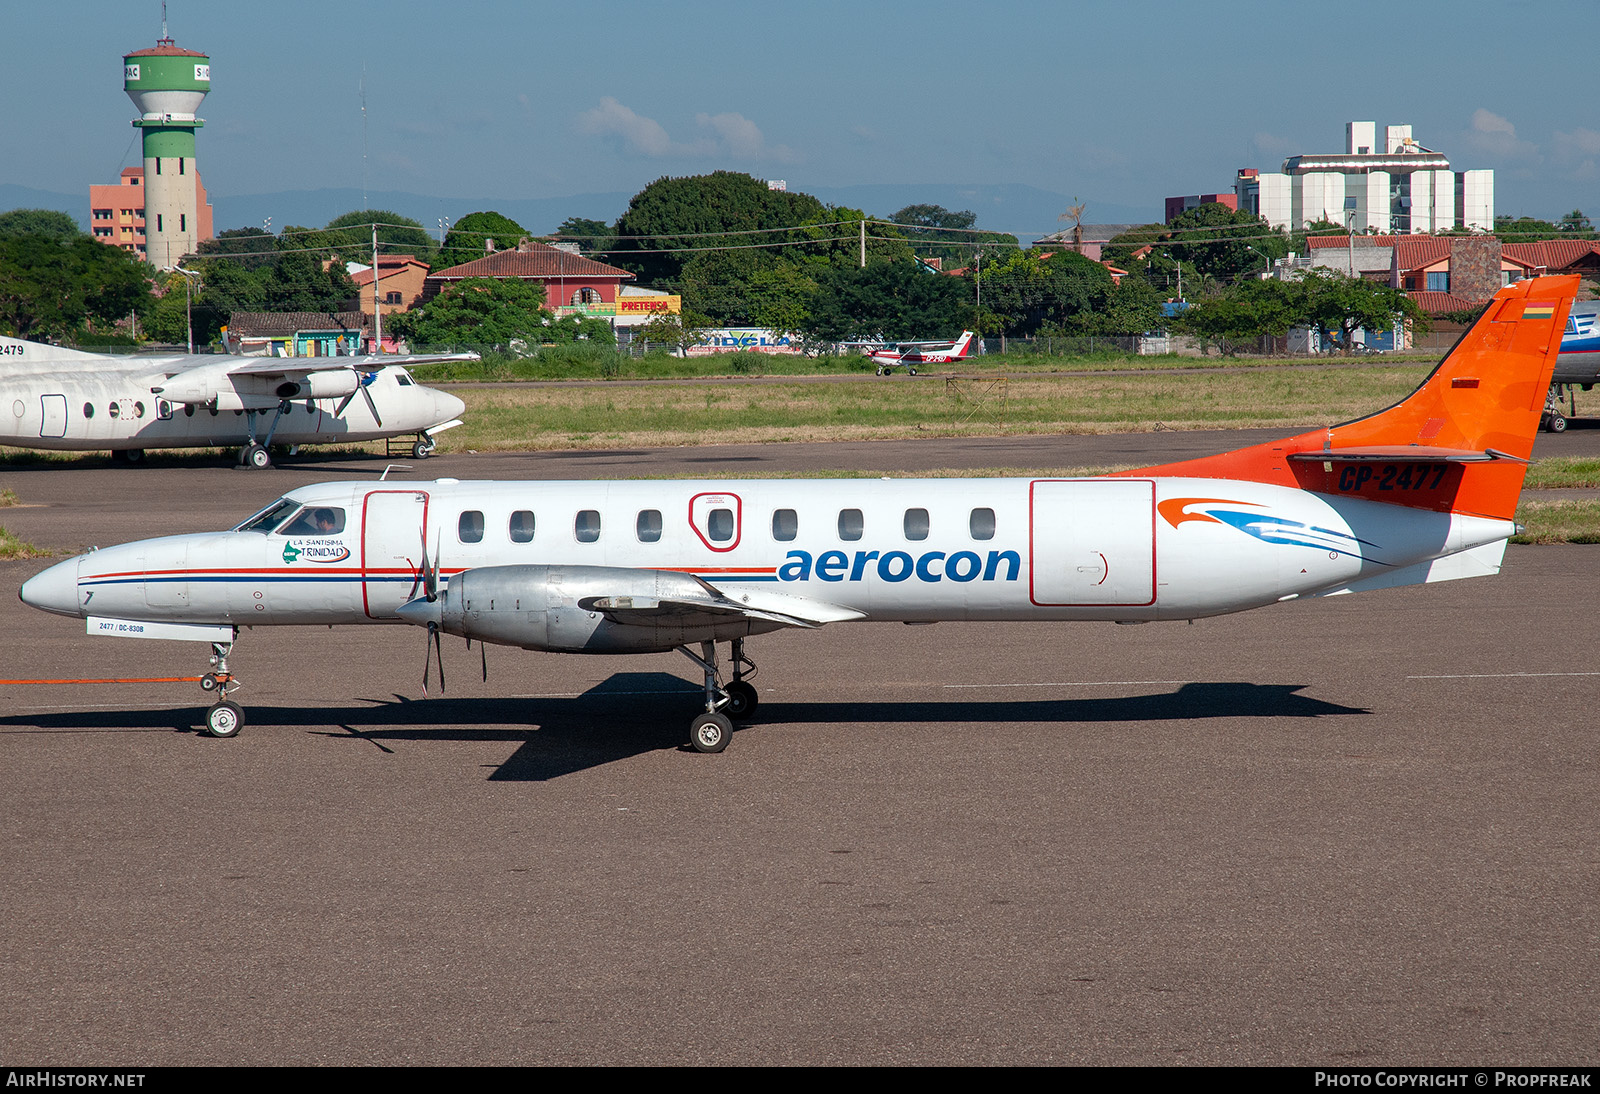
[236,498,301,533]
[281,506,347,536]
[396,370,414,387]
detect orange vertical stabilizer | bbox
[1120,275,1579,519]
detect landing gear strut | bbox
[200,634,245,738]
[677,638,760,753]
[411,434,437,459]
[237,401,290,469]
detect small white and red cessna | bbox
[867,330,975,375]
[19,278,1577,751]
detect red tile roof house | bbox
[422,239,635,313]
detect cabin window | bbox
[509,510,535,543]
[133,401,145,419]
[838,508,863,541]
[83,403,94,418]
[970,508,996,540]
[904,508,929,541]
[108,402,120,418]
[637,509,662,543]
[458,510,485,544]
[575,510,601,543]
[772,509,797,541]
[281,507,347,536]
[706,508,734,542]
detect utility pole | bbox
[371,223,383,354]
[174,266,199,353]
[860,219,866,269]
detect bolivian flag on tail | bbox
[1524,301,1558,319]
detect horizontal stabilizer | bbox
[1286,446,1526,464]
[1312,539,1509,597]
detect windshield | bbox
[236,498,300,533]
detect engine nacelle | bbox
[428,565,779,653]
[274,370,361,400]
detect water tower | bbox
[123,21,209,269]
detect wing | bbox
[152,353,477,408]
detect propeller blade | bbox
[418,529,438,602]
[422,621,435,697]
[481,639,488,683]
[362,383,383,428]
[422,620,446,697]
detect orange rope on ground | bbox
[0,677,206,685]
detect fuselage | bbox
[0,343,464,452]
[20,476,1516,637]
[1552,300,1600,386]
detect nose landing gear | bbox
[200,637,245,738]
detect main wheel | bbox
[412,438,436,459]
[907,367,918,376]
[724,680,759,720]
[875,366,885,376]
[240,443,272,469]
[689,712,732,753]
[205,701,244,739]
[1548,413,1568,434]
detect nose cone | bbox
[20,556,83,617]
[435,389,466,424]
[395,595,442,629]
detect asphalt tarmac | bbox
[2,432,1597,1065]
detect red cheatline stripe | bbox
[0,676,206,685]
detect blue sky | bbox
[5,0,1596,231]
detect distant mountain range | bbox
[2,181,1158,246]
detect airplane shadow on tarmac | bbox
[0,673,1369,781]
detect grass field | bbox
[439,366,1434,452]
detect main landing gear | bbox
[199,636,245,738]
[236,400,291,469]
[678,638,760,753]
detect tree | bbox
[973,249,1117,336]
[1180,278,1303,355]
[435,211,531,270]
[888,203,1016,267]
[388,277,549,346]
[0,233,152,339]
[259,251,356,313]
[611,171,832,286]
[315,210,436,261]
[1559,210,1595,235]
[1494,216,1563,242]
[0,209,81,239]
[196,226,278,270]
[1298,269,1424,351]
[800,260,969,342]
[1165,203,1286,282]
[552,217,616,255]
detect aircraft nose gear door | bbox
[1028,479,1157,607]
[362,490,430,619]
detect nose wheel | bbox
[200,636,246,738]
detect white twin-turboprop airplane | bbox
[18,277,1578,751]
[0,336,471,468]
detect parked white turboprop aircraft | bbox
[18,277,1578,751]
[0,336,471,468]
